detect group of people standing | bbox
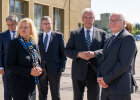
[0,8,138,100]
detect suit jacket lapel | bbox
[90,27,98,50]
[3,30,11,46]
[46,31,54,53]
[103,29,124,58]
[39,33,45,53]
[103,36,112,54]
[80,28,89,50]
[6,30,11,41]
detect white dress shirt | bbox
[10,31,16,40]
[84,26,94,42]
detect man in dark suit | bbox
[0,15,18,100]
[64,8,107,100]
[38,16,67,100]
[97,13,137,100]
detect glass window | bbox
[20,1,24,14]
[9,0,25,21]
[15,1,19,13]
[53,8,64,33]
[10,0,14,12]
[34,4,48,33]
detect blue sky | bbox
[91,0,140,24]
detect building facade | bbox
[94,13,110,33]
[0,0,91,42]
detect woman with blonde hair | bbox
[6,18,42,100]
[125,21,133,33]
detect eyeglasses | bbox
[7,24,16,27]
[20,27,30,30]
[41,23,51,25]
[110,20,123,23]
[83,16,94,20]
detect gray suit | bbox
[98,29,137,100]
[65,27,107,100]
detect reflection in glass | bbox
[34,4,48,32]
[10,0,14,12]
[21,15,24,20]
[42,6,45,16]
[15,1,19,13]
[37,17,41,29]
[34,5,37,28]
[34,5,37,17]
[38,5,41,17]
[20,1,24,14]
[9,0,25,22]
[34,17,37,28]
[54,8,61,32]
[16,14,19,20]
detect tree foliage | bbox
[132,23,140,35]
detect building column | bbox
[64,0,70,42]
[1,0,9,31]
[0,0,2,32]
[49,6,54,29]
[28,0,34,20]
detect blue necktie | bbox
[86,30,91,50]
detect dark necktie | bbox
[12,31,16,39]
[44,34,48,51]
[107,35,115,48]
[86,30,91,50]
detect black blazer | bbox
[99,29,137,95]
[38,31,67,73]
[6,38,41,95]
[65,27,107,80]
[0,30,11,70]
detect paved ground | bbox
[0,41,140,100]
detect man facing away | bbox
[38,16,67,100]
[65,8,107,100]
[0,14,18,100]
[97,13,137,100]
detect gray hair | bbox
[6,14,18,23]
[41,16,52,23]
[82,8,95,18]
[109,13,126,21]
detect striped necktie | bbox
[86,30,91,50]
[107,35,115,48]
[44,34,48,51]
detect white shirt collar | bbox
[10,30,16,39]
[84,26,94,41]
[84,26,93,32]
[113,28,124,36]
[43,31,51,37]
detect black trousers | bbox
[101,89,131,100]
[9,78,36,100]
[2,71,12,100]
[72,65,99,100]
[38,71,62,100]
[101,93,131,100]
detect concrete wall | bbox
[94,13,110,33]
[100,13,110,31]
